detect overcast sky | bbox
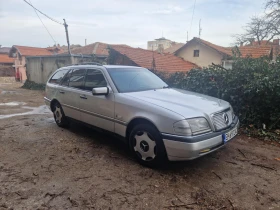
[0,0,265,49]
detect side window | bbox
[84,69,107,91]
[61,69,72,86]
[68,69,86,89]
[49,69,68,84]
[194,50,200,57]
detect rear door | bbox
[58,68,86,121]
[79,68,115,132]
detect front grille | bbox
[212,109,233,131]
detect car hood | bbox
[124,88,229,118]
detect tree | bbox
[234,0,280,46]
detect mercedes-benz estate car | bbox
[44,63,239,167]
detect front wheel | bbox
[53,102,69,128]
[129,124,167,168]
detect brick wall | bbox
[0,66,15,77]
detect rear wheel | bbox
[129,124,167,168]
[53,102,69,127]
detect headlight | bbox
[173,118,211,136]
[173,120,192,135]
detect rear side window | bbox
[61,69,72,86]
[49,69,68,84]
[84,69,107,91]
[69,69,86,89]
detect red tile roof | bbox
[111,45,198,72]
[71,42,130,56]
[234,45,272,58]
[193,38,232,56]
[10,45,55,56]
[0,54,15,63]
[176,37,272,58]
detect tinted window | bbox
[61,69,72,86]
[49,69,68,84]
[107,68,167,93]
[84,69,107,91]
[68,69,86,89]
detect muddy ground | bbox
[0,81,280,210]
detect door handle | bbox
[59,90,65,94]
[80,94,87,99]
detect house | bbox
[164,43,185,54]
[147,37,184,52]
[0,46,15,77]
[9,45,63,82]
[108,45,198,73]
[69,42,129,63]
[174,37,276,69]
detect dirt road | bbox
[0,81,280,210]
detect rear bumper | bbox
[162,117,239,161]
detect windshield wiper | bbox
[163,86,170,89]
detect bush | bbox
[154,56,280,129]
[22,80,45,90]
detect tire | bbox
[128,124,167,168]
[53,102,69,128]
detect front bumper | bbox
[162,117,240,161]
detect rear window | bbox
[49,69,69,84]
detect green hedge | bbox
[154,57,280,129]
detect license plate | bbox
[223,127,238,143]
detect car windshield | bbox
[107,67,168,93]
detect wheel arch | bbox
[125,117,160,140]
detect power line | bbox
[22,0,63,25]
[189,0,197,38]
[29,0,56,45]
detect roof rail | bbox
[73,62,102,66]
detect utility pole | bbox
[187,31,189,42]
[199,19,202,38]
[63,19,71,54]
[85,39,87,46]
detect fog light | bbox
[200,148,211,154]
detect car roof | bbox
[103,65,143,69]
[64,64,143,69]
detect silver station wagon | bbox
[44,63,239,167]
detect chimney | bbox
[157,44,164,54]
[273,39,279,46]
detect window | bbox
[194,50,200,57]
[107,68,167,93]
[84,69,107,91]
[49,69,69,84]
[68,69,86,89]
[61,69,72,86]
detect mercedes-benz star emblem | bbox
[140,141,149,152]
[223,113,229,124]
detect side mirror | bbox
[92,87,109,96]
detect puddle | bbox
[0,102,26,106]
[0,90,19,95]
[45,117,55,124]
[0,105,52,119]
